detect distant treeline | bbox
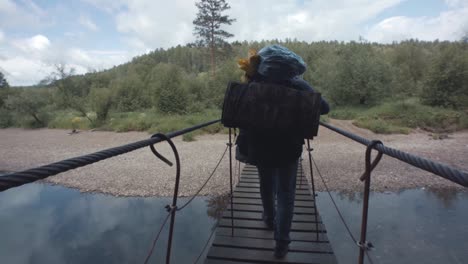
[0,39,467,133]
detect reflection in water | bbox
[0,183,218,264]
[1,181,467,264]
[206,193,230,219]
[317,189,468,264]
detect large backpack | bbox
[221,81,322,139]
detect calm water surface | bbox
[0,177,467,264]
[316,189,468,264]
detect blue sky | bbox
[1,0,467,86]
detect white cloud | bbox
[114,0,197,49]
[365,7,468,43]
[0,0,47,29]
[0,34,132,85]
[79,15,99,31]
[444,0,468,8]
[12,34,51,54]
[2,0,468,86]
[88,0,403,49]
[0,56,53,86]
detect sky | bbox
[0,0,467,86]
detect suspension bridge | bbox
[1,119,467,264]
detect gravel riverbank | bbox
[1,120,467,197]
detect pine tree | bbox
[193,0,236,76]
[0,71,9,89]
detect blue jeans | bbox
[258,160,298,244]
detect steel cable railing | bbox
[320,121,468,188]
[0,119,220,192]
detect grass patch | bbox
[328,106,366,120]
[351,99,468,134]
[320,115,330,123]
[105,108,224,137]
[182,132,197,142]
[353,118,411,134]
[48,111,92,130]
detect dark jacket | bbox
[236,76,329,167]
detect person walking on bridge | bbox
[237,44,330,258]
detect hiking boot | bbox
[264,219,275,230]
[262,212,275,230]
[274,242,289,259]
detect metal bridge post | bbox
[358,140,383,264]
[228,128,234,236]
[306,139,319,241]
[148,133,182,264]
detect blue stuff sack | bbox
[257,44,307,81]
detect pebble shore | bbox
[0,120,466,197]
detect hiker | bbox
[237,44,330,258]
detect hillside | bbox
[0,40,467,134]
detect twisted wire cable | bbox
[193,219,220,264]
[320,121,468,188]
[143,212,171,264]
[0,120,220,192]
[177,145,228,211]
[311,156,375,264]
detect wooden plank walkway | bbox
[205,164,338,264]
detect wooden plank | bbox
[218,219,325,232]
[237,182,310,191]
[211,236,333,253]
[205,259,258,264]
[204,163,337,264]
[241,174,306,179]
[235,187,311,195]
[216,228,329,242]
[239,178,310,184]
[207,246,337,264]
[232,197,315,208]
[222,211,322,223]
[233,192,314,201]
[227,204,316,214]
[238,180,310,188]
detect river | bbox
[0,179,466,263]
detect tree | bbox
[193,0,236,76]
[0,71,9,89]
[49,64,94,124]
[5,89,49,127]
[326,43,392,106]
[0,71,10,108]
[422,44,468,108]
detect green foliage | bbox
[325,42,393,105]
[319,115,330,123]
[5,88,50,127]
[182,132,197,142]
[353,118,411,134]
[422,43,468,108]
[2,40,467,135]
[102,108,221,133]
[0,108,12,128]
[0,71,9,89]
[352,99,468,133]
[47,111,92,130]
[113,75,149,112]
[193,0,236,46]
[328,106,367,120]
[193,0,236,74]
[88,87,113,125]
[150,64,188,114]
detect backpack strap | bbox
[221,81,321,139]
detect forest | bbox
[0,39,467,138]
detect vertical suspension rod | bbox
[228,128,234,236]
[306,139,319,241]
